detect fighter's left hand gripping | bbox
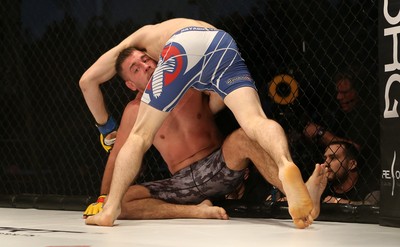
[83,195,107,218]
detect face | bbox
[336,78,358,113]
[323,144,353,182]
[120,50,157,92]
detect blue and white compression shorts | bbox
[141,26,257,112]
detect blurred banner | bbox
[379,0,400,228]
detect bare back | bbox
[129,18,216,61]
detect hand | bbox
[83,195,107,218]
[323,196,342,204]
[100,131,117,152]
[303,122,319,139]
[96,116,118,152]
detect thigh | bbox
[223,87,267,134]
[142,150,245,204]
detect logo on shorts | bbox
[226,75,253,85]
[150,43,186,98]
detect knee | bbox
[122,185,151,203]
[229,128,251,144]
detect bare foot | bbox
[305,163,328,219]
[197,200,229,220]
[85,206,121,227]
[279,163,314,229]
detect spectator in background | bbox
[322,141,379,205]
[303,65,380,184]
[266,141,379,205]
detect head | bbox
[115,47,157,92]
[335,72,360,113]
[323,141,359,183]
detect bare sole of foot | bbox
[279,163,314,229]
[306,163,328,220]
[198,200,229,220]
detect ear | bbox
[349,159,357,170]
[125,80,137,92]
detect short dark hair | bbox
[327,140,360,162]
[334,64,369,93]
[115,46,137,79]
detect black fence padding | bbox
[216,200,379,224]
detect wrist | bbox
[96,116,117,135]
[315,126,326,140]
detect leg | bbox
[224,87,313,229]
[304,163,328,219]
[223,128,326,219]
[119,185,228,220]
[222,128,282,191]
[85,104,169,226]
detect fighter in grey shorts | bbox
[141,149,245,204]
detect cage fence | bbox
[1,0,379,222]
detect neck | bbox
[333,171,358,194]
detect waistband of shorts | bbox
[173,26,219,36]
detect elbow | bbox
[79,73,91,93]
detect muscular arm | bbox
[303,122,361,150]
[78,26,151,124]
[100,97,141,194]
[79,18,216,124]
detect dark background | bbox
[1,0,379,199]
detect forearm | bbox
[303,122,360,149]
[80,83,109,124]
[100,154,116,195]
[100,108,137,194]
[79,39,134,123]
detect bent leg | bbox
[222,128,283,191]
[224,88,313,229]
[223,128,326,219]
[119,185,228,220]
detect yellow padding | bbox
[268,74,299,105]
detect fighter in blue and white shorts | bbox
[141,27,257,112]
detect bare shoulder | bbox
[124,94,141,113]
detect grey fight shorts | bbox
[141,149,245,204]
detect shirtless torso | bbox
[132,89,222,174]
[152,89,222,174]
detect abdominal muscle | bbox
[151,89,223,175]
[155,132,222,175]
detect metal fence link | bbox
[1,0,379,207]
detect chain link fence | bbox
[1,0,379,217]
